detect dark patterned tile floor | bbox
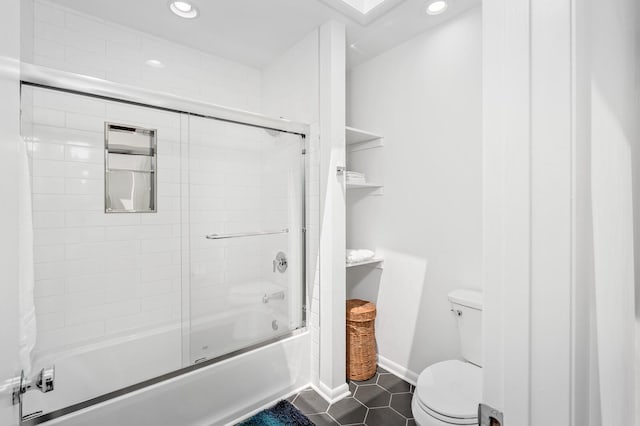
[289,366,415,426]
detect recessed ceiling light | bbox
[169,1,198,19]
[145,59,165,68]
[426,0,448,15]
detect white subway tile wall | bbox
[31,0,262,111]
[24,86,308,361]
[25,86,183,354]
[187,117,304,341]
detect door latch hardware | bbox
[12,366,55,406]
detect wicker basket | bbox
[346,299,377,381]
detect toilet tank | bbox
[448,289,483,366]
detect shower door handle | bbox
[205,228,289,240]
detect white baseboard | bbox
[378,355,419,385]
[313,381,351,404]
[225,384,310,426]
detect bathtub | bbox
[22,307,309,425]
[189,308,290,364]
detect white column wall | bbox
[482,0,532,421]
[318,21,349,400]
[530,0,573,423]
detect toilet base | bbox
[411,394,477,426]
[411,394,447,426]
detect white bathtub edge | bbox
[44,331,311,426]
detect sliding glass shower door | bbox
[20,85,308,424]
[186,116,306,364]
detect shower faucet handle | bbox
[273,252,288,273]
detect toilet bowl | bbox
[411,359,481,425]
[411,289,483,426]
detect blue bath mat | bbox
[238,400,314,426]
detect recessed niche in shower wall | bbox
[105,123,157,213]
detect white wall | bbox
[0,0,23,423]
[347,7,482,379]
[262,31,319,124]
[28,0,261,111]
[586,0,639,423]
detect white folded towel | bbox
[345,171,367,185]
[345,171,366,183]
[346,249,376,264]
[346,178,366,185]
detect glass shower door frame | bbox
[180,112,309,369]
[19,81,309,426]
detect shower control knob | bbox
[274,252,288,273]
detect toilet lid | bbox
[416,360,482,420]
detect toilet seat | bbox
[413,360,482,425]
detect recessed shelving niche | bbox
[345,125,384,268]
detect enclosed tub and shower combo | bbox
[13,66,314,425]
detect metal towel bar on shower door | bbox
[205,228,289,240]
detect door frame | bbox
[0,0,24,425]
[482,0,576,424]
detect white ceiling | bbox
[46,0,481,69]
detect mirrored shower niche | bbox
[20,84,310,416]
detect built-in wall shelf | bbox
[346,182,383,189]
[346,258,384,268]
[346,182,384,195]
[346,126,384,151]
[346,126,382,144]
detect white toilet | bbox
[411,289,483,426]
